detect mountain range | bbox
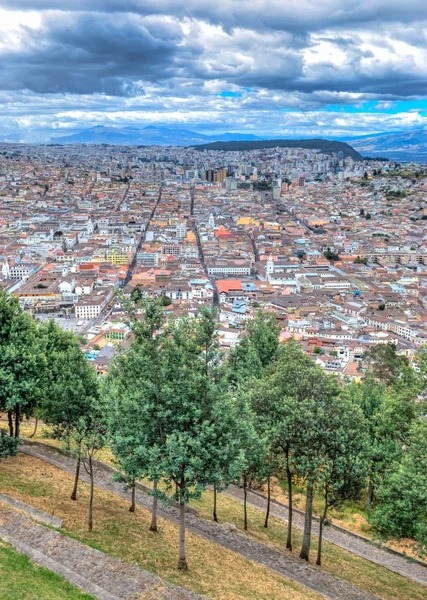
[344,129,427,162]
[51,125,260,146]
[0,124,421,162]
[49,125,361,159]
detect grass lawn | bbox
[0,540,94,600]
[0,453,320,600]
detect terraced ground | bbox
[0,540,94,600]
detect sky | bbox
[0,1,426,141]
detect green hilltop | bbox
[192,138,363,160]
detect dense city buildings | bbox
[1,141,426,374]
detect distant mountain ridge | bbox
[51,125,261,146]
[50,126,362,159]
[193,138,363,160]
[344,129,427,162]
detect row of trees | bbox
[1,291,427,569]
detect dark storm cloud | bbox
[4,0,424,33]
[0,0,425,139]
[0,13,184,95]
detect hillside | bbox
[192,138,363,160]
[348,129,427,162]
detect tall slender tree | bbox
[40,321,99,501]
[315,395,369,565]
[370,418,427,556]
[73,398,107,532]
[156,315,242,570]
[105,298,166,530]
[0,292,45,438]
[225,311,279,386]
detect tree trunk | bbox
[14,406,20,438]
[367,479,374,507]
[264,476,271,528]
[213,483,218,523]
[129,481,136,513]
[7,411,13,437]
[316,494,328,567]
[88,456,94,532]
[29,417,38,439]
[299,483,314,561]
[71,449,81,501]
[243,475,248,531]
[150,480,158,532]
[286,452,293,551]
[178,500,188,571]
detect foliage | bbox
[363,344,408,387]
[370,418,427,556]
[323,248,340,261]
[225,311,279,386]
[0,292,46,437]
[0,430,18,460]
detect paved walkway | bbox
[20,442,381,600]
[223,485,427,587]
[0,505,206,600]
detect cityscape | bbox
[0,2,426,600]
[1,143,426,377]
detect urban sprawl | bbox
[1,142,426,376]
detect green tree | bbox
[364,344,408,388]
[348,372,418,508]
[226,311,279,386]
[0,292,46,438]
[234,393,269,531]
[157,315,242,570]
[315,395,369,565]
[290,364,341,561]
[105,298,166,530]
[130,287,142,303]
[0,430,18,460]
[370,418,427,556]
[323,248,340,261]
[39,320,99,501]
[250,340,340,555]
[72,398,107,532]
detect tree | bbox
[323,248,340,261]
[249,340,339,554]
[226,311,279,387]
[347,371,418,508]
[73,399,107,532]
[0,292,46,438]
[282,356,341,562]
[315,395,369,565]
[364,344,408,388]
[0,430,18,460]
[370,418,427,556]
[234,394,269,531]
[39,320,99,501]
[105,298,166,530]
[130,287,142,303]
[156,315,242,570]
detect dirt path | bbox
[223,485,427,587]
[20,442,380,600]
[0,505,206,600]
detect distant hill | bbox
[192,138,363,160]
[346,129,427,162]
[51,125,261,146]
